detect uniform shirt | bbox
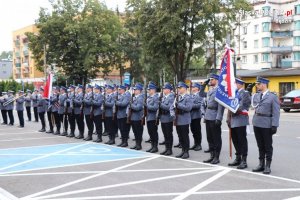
[15,95,25,111]
[92,92,103,116]
[104,93,115,117]
[204,86,225,121]
[31,93,39,107]
[146,93,159,121]
[37,94,47,113]
[24,95,32,107]
[67,92,75,114]
[5,94,14,111]
[73,92,84,115]
[252,90,280,128]
[83,92,93,115]
[130,94,144,121]
[50,93,59,112]
[190,92,204,120]
[116,92,130,119]
[160,93,175,123]
[58,93,68,114]
[171,93,193,126]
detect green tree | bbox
[26,0,122,85]
[127,0,251,81]
[0,51,13,60]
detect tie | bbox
[260,93,263,100]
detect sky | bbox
[0,0,127,52]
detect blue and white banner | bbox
[215,47,239,113]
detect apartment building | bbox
[236,0,300,70]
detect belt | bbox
[236,111,248,116]
[207,106,217,110]
[255,112,272,117]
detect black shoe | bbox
[130,144,137,149]
[237,160,248,169]
[93,138,103,143]
[75,134,84,139]
[115,133,119,138]
[252,159,265,172]
[60,132,68,136]
[210,152,220,165]
[176,150,185,158]
[146,144,154,152]
[164,149,173,156]
[53,131,60,135]
[203,152,214,163]
[145,138,152,143]
[102,131,109,136]
[159,141,165,145]
[38,128,46,132]
[228,156,241,166]
[181,150,189,159]
[120,141,128,147]
[8,124,13,126]
[193,144,202,151]
[46,130,54,134]
[135,140,142,150]
[174,143,181,148]
[150,142,158,153]
[35,120,39,122]
[67,133,75,138]
[160,149,168,155]
[1,123,7,125]
[105,139,115,145]
[204,149,211,153]
[84,135,93,141]
[263,160,271,174]
[17,125,24,128]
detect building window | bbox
[243,26,247,35]
[262,22,270,32]
[254,25,259,33]
[295,5,300,15]
[254,55,258,63]
[243,41,247,49]
[262,37,270,47]
[262,53,270,62]
[254,40,259,48]
[262,6,271,16]
[279,82,295,97]
[294,52,300,61]
[295,21,300,30]
[294,36,300,46]
[242,56,247,64]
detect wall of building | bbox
[0,60,13,79]
[12,25,44,80]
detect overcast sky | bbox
[0,0,127,52]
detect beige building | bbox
[12,25,44,84]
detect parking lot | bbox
[0,110,300,200]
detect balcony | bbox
[23,50,29,56]
[271,31,293,38]
[15,51,20,58]
[15,63,21,68]
[23,62,29,67]
[271,46,292,53]
[281,60,292,68]
[14,40,20,47]
[272,16,293,24]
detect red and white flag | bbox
[43,73,53,99]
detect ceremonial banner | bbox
[215,48,239,113]
[43,73,53,99]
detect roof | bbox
[237,68,300,78]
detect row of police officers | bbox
[0,75,280,174]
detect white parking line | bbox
[0,137,54,142]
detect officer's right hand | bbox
[271,126,277,134]
[215,119,222,127]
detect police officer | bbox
[104,85,117,144]
[102,84,109,137]
[46,91,54,134]
[112,84,119,138]
[16,90,25,128]
[171,82,193,159]
[0,92,8,125]
[159,83,175,156]
[24,89,32,121]
[51,87,61,135]
[203,74,225,164]
[31,89,39,122]
[6,90,15,126]
[115,85,130,147]
[190,83,204,151]
[129,83,144,150]
[74,85,85,139]
[92,84,104,142]
[37,88,47,132]
[58,87,69,136]
[145,82,159,153]
[227,78,251,169]
[66,85,76,137]
[82,84,94,141]
[252,77,280,175]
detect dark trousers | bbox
[231,126,248,157]
[1,110,7,124]
[75,114,84,134]
[26,106,31,121]
[103,116,108,132]
[206,120,222,153]
[118,117,129,139]
[176,124,190,150]
[105,117,117,138]
[254,126,273,161]
[39,112,45,129]
[7,110,14,125]
[190,118,202,145]
[17,111,24,126]
[93,115,102,134]
[33,107,39,122]
[59,114,68,132]
[47,111,54,131]
[147,120,158,143]
[161,122,173,148]
[68,113,76,133]
[85,115,94,135]
[131,120,143,141]
[52,112,60,131]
